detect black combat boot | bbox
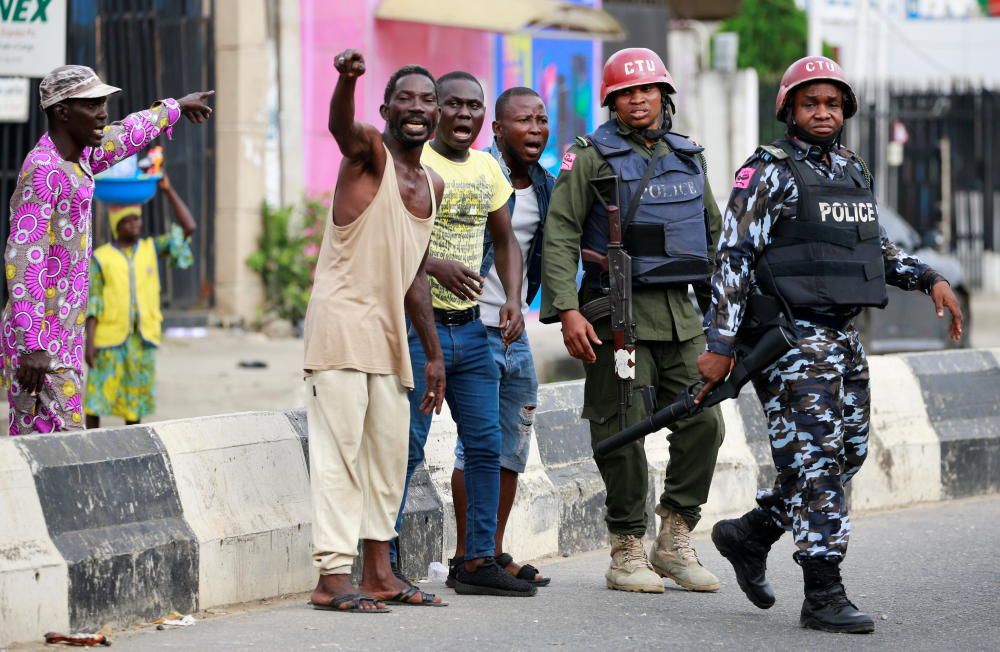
[799,557,875,634]
[711,508,785,609]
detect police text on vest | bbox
[818,201,876,222]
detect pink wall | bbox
[300,0,495,196]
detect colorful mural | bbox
[493,29,599,311]
[299,0,495,196]
[494,34,599,177]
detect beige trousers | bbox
[305,368,409,575]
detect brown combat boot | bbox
[650,505,720,592]
[606,532,664,593]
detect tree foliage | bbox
[718,0,833,80]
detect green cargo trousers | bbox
[581,333,724,535]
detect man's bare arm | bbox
[405,248,445,415]
[328,49,379,162]
[486,204,525,344]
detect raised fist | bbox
[334,49,366,78]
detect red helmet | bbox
[775,55,857,122]
[600,47,675,107]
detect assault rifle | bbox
[580,176,635,431]
[594,313,797,457]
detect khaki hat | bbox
[39,65,121,110]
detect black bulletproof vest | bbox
[580,120,711,288]
[756,139,889,310]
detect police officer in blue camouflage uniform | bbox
[697,56,963,634]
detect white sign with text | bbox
[0,0,67,77]
[0,76,30,122]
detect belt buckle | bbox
[438,306,477,326]
[442,309,465,326]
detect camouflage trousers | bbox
[751,320,869,561]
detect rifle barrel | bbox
[595,391,697,456]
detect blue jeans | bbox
[455,328,538,473]
[391,318,502,562]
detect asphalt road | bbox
[95,496,999,652]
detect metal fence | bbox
[759,80,1000,289]
[1,0,216,310]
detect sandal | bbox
[496,552,551,586]
[309,593,391,613]
[385,585,448,607]
[390,558,416,588]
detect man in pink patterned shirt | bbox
[2,65,214,435]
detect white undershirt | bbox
[480,186,540,327]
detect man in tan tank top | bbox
[302,49,447,613]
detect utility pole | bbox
[807,0,822,56]
[847,0,871,157]
[875,0,890,205]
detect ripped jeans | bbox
[455,328,538,474]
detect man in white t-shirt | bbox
[449,87,556,587]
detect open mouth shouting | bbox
[401,117,429,137]
[451,123,474,143]
[522,139,544,160]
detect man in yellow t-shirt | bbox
[391,71,535,597]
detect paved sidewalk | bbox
[31,496,996,652]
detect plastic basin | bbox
[94,174,162,205]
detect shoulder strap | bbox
[663,131,703,155]
[696,151,708,174]
[760,144,789,160]
[852,155,874,189]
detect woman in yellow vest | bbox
[84,172,196,428]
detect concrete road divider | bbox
[854,355,943,509]
[1,348,997,647]
[153,413,313,609]
[533,381,607,555]
[903,349,1000,498]
[0,438,69,644]
[11,428,198,633]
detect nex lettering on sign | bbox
[0,0,51,22]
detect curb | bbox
[152,413,313,610]
[1,348,998,645]
[13,427,198,632]
[0,438,69,644]
[534,381,607,554]
[902,349,1000,498]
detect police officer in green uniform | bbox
[540,47,725,594]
